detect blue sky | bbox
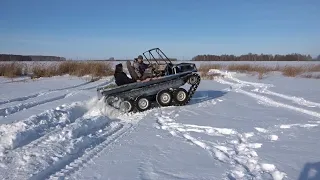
[0,0,319,60]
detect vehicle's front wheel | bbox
[187,74,200,85]
[173,88,188,105]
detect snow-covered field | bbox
[0,70,319,180]
[1,60,320,69]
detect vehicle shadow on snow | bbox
[189,90,228,105]
[298,162,320,180]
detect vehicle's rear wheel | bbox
[173,88,188,105]
[156,89,173,106]
[135,96,150,111]
[119,100,133,113]
[105,96,115,105]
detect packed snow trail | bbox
[0,76,129,179]
[0,77,150,180]
[0,76,113,107]
[0,78,93,106]
[0,93,40,106]
[231,76,320,108]
[229,70,320,108]
[211,70,320,120]
[0,101,88,154]
[47,123,132,180]
[0,77,114,124]
[253,88,320,108]
[0,96,148,180]
[0,94,70,117]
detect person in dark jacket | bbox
[114,63,137,86]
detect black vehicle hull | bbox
[97,71,201,113]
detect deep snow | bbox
[0,70,319,180]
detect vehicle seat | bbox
[164,63,174,75]
[126,60,139,81]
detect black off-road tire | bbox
[173,88,188,105]
[135,96,151,112]
[156,89,173,107]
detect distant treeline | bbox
[0,54,66,61]
[192,53,314,61]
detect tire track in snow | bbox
[250,122,319,143]
[253,88,320,108]
[0,81,91,106]
[47,123,133,180]
[0,94,70,117]
[238,88,320,119]
[220,70,320,109]
[47,96,149,180]
[0,77,30,84]
[155,111,287,180]
[48,81,93,91]
[0,77,113,107]
[79,77,114,91]
[0,105,132,180]
[0,97,111,157]
[215,78,320,120]
[27,121,131,180]
[0,95,145,180]
[0,93,41,106]
[0,101,89,155]
[0,78,114,118]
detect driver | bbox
[133,55,154,80]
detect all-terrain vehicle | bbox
[96,48,201,113]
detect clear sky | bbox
[0,0,319,60]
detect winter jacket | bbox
[133,61,150,78]
[114,72,136,86]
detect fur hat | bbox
[115,63,123,73]
[134,55,143,60]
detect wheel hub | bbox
[105,96,115,105]
[177,91,186,101]
[138,98,149,109]
[119,101,132,112]
[161,93,171,103]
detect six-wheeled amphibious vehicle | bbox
[97,48,201,113]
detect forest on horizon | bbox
[191,53,319,61]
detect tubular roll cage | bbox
[142,48,172,65]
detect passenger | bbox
[114,63,137,86]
